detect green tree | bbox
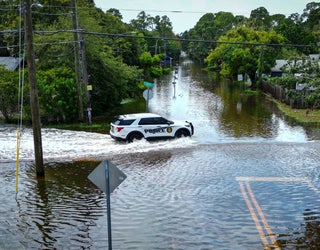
[205,27,285,88]
[187,12,242,63]
[153,15,173,36]
[248,7,271,30]
[106,8,123,20]
[302,2,320,43]
[0,67,19,122]
[33,1,145,118]
[138,51,167,80]
[302,2,320,31]
[36,68,78,123]
[0,0,21,57]
[130,11,154,31]
[269,14,287,28]
[274,21,318,54]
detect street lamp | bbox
[25,0,44,177]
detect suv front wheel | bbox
[175,129,190,138]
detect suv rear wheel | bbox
[127,132,144,142]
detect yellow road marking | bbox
[305,179,320,195]
[239,182,272,250]
[245,182,281,249]
[237,176,320,249]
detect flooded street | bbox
[1,59,320,249]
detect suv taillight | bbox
[117,127,124,132]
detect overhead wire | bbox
[15,0,24,198]
[32,29,320,49]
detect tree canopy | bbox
[205,27,285,87]
[0,0,180,124]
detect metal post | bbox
[105,162,112,250]
[146,88,150,112]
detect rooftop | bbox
[0,57,22,71]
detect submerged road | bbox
[0,60,320,249]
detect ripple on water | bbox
[1,142,320,249]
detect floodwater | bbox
[1,59,320,249]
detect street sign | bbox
[144,81,154,88]
[143,89,153,101]
[88,160,126,250]
[88,160,126,194]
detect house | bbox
[160,56,173,68]
[270,59,287,77]
[270,54,320,77]
[309,54,319,61]
[0,57,23,71]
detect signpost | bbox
[88,160,127,250]
[143,81,154,112]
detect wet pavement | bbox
[0,59,320,249]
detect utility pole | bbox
[258,45,264,88]
[79,30,92,125]
[25,0,45,177]
[71,0,84,122]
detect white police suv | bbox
[110,113,194,142]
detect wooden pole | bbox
[25,0,45,177]
[71,0,84,122]
[79,30,92,125]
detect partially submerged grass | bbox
[275,100,320,125]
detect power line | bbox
[33,30,320,49]
[2,4,319,17]
[1,28,318,49]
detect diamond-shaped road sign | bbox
[143,88,153,101]
[88,160,126,193]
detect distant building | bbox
[270,59,287,77]
[161,56,173,68]
[270,54,320,77]
[0,57,23,71]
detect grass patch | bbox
[48,123,110,134]
[275,100,320,124]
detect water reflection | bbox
[217,81,276,138]
[277,209,320,248]
[150,61,315,142]
[1,141,320,248]
[13,161,106,249]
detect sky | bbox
[94,0,312,33]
